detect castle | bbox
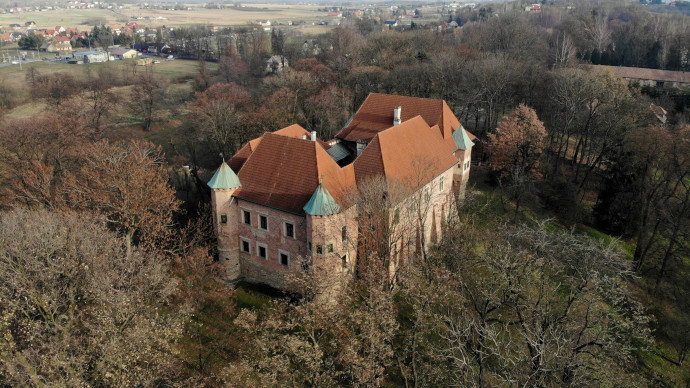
[208,93,475,288]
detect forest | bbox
[0,0,689,386]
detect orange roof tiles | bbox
[354,116,457,188]
[234,132,354,214]
[229,124,329,171]
[227,94,468,215]
[336,93,467,143]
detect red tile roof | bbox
[229,124,329,171]
[591,65,690,84]
[354,116,457,188]
[227,95,467,215]
[234,130,354,214]
[336,93,473,144]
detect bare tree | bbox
[0,208,185,387]
[62,140,180,255]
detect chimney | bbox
[311,131,317,141]
[393,106,401,126]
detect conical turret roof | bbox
[208,160,241,189]
[452,125,475,150]
[303,183,340,216]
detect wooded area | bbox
[0,0,689,386]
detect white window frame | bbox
[283,221,295,239]
[278,249,290,267]
[240,236,251,254]
[258,214,269,231]
[256,241,268,259]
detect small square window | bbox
[257,242,267,259]
[327,243,334,253]
[220,214,227,224]
[316,245,323,254]
[259,215,268,230]
[284,222,295,238]
[240,237,251,253]
[279,250,289,266]
[243,210,251,225]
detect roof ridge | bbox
[368,92,447,103]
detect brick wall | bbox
[235,199,308,288]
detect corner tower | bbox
[452,125,474,199]
[208,160,242,280]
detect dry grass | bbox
[0,4,326,30]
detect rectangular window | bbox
[307,241,312,252]
[220,214,227,224]
[256,242,267,259]
[284,221,295,238]
[342,226,347,243]
[279,250,289,266]
[439,177,444,191]
[243,210,251,225]
[259,214,268,231]
[316,245,323,255]
[327,243,334,253]
[341,255,347,270]
[240,237,251,254]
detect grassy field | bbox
[0,4,326,30]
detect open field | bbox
[0,4,327,30]
[0,57,215,121]
[0,8,122,30]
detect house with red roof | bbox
[209,93,474,289]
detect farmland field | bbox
[0,4,327,30]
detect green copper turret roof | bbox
[453,125,475,150]
[303,183,340,216]
[208,160,241,189]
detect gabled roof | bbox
[234,130,355,215]
[111,47,136,55]
[303,183,340,216]
[335,93,464,143]
[354,116,458,188]
[208,160,241,189]
[229,124,329,171]
[452,125,474,150]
